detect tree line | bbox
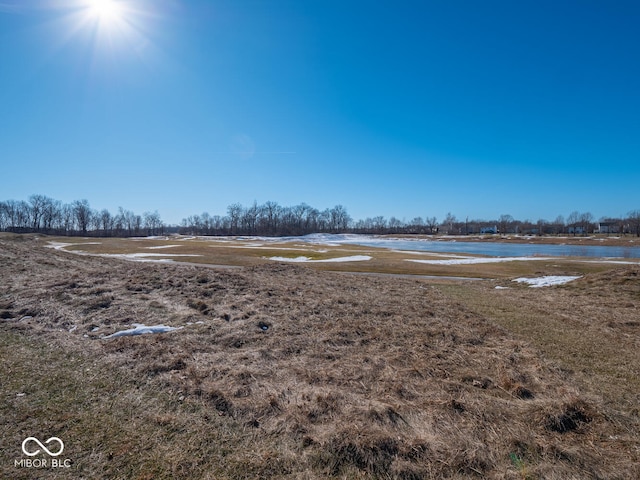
[0,195,164,237]
[180,205,640,237]
[1,194,639,237]
[180,202,351,236]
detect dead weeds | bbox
[1,235,639,479]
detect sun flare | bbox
[86,0,123,23]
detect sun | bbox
[86,0,124,24]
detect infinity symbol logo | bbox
[22,437,65,457]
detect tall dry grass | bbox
[1,234,638,478]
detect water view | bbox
[288,234,640,259]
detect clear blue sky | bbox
[2,0,639,225]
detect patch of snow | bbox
[46,241,101,250]
[249,233,364,246]
[268,256,313,262]
[513,276,581,288]
[495,286,509,290]
[96,253,203,263]
[145,245,181,249]
[406,256,553,265]
[267,255,372,263]
[103,323,182,339]
[46,242,73,250]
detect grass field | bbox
[44,234,637,279]
[1,233,639,479]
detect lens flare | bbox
[86,0,123,23]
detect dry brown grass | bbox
[43,234,628,280]
[1,234,639,479]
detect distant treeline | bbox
[180,203,640,237]
[1,195,639,237]
[0,195,163,237]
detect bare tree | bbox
[536,219,549,236]
[443,212,456,235]
[133,214,142,235]
[116,207,137,236]
[408,217,423,234]
[42,197,61,232]
[15,200,31,229]
[498,214,514,235]
[73,199,92,234]
[262,201,280,235]
[580,212,594,235]
[143,211,163,236]
[425,216,438,234]
[60,203,74,233]
[29,194,49,230]
[99,209,113,234]
[371,216,386,233]
[330,205,350,232]
[0,201,7,231]
[552,215,566,235]
[227,203,243,235]
[628,210,640,237]
[0,200,18,230]
[567,211,580,235]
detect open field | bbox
[1,234,639,479]
[42,234,640,280]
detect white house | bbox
[597,222,620,234]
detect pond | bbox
[286,234,640,259]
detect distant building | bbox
[480,225,498,234]
[597,222,620,234]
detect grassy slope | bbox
[1,235,639,479]
[439,272,640,410]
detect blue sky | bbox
[1,0,639,225]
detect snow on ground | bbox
[145,245,182,249]
[267,255,372,263]
[249,233,362,246]
[406,256,553,265]
[103,324,182,339]
[99,253,202,262]
[132,236,170,241]
[46,241,101,250]
[513,276,581,287]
